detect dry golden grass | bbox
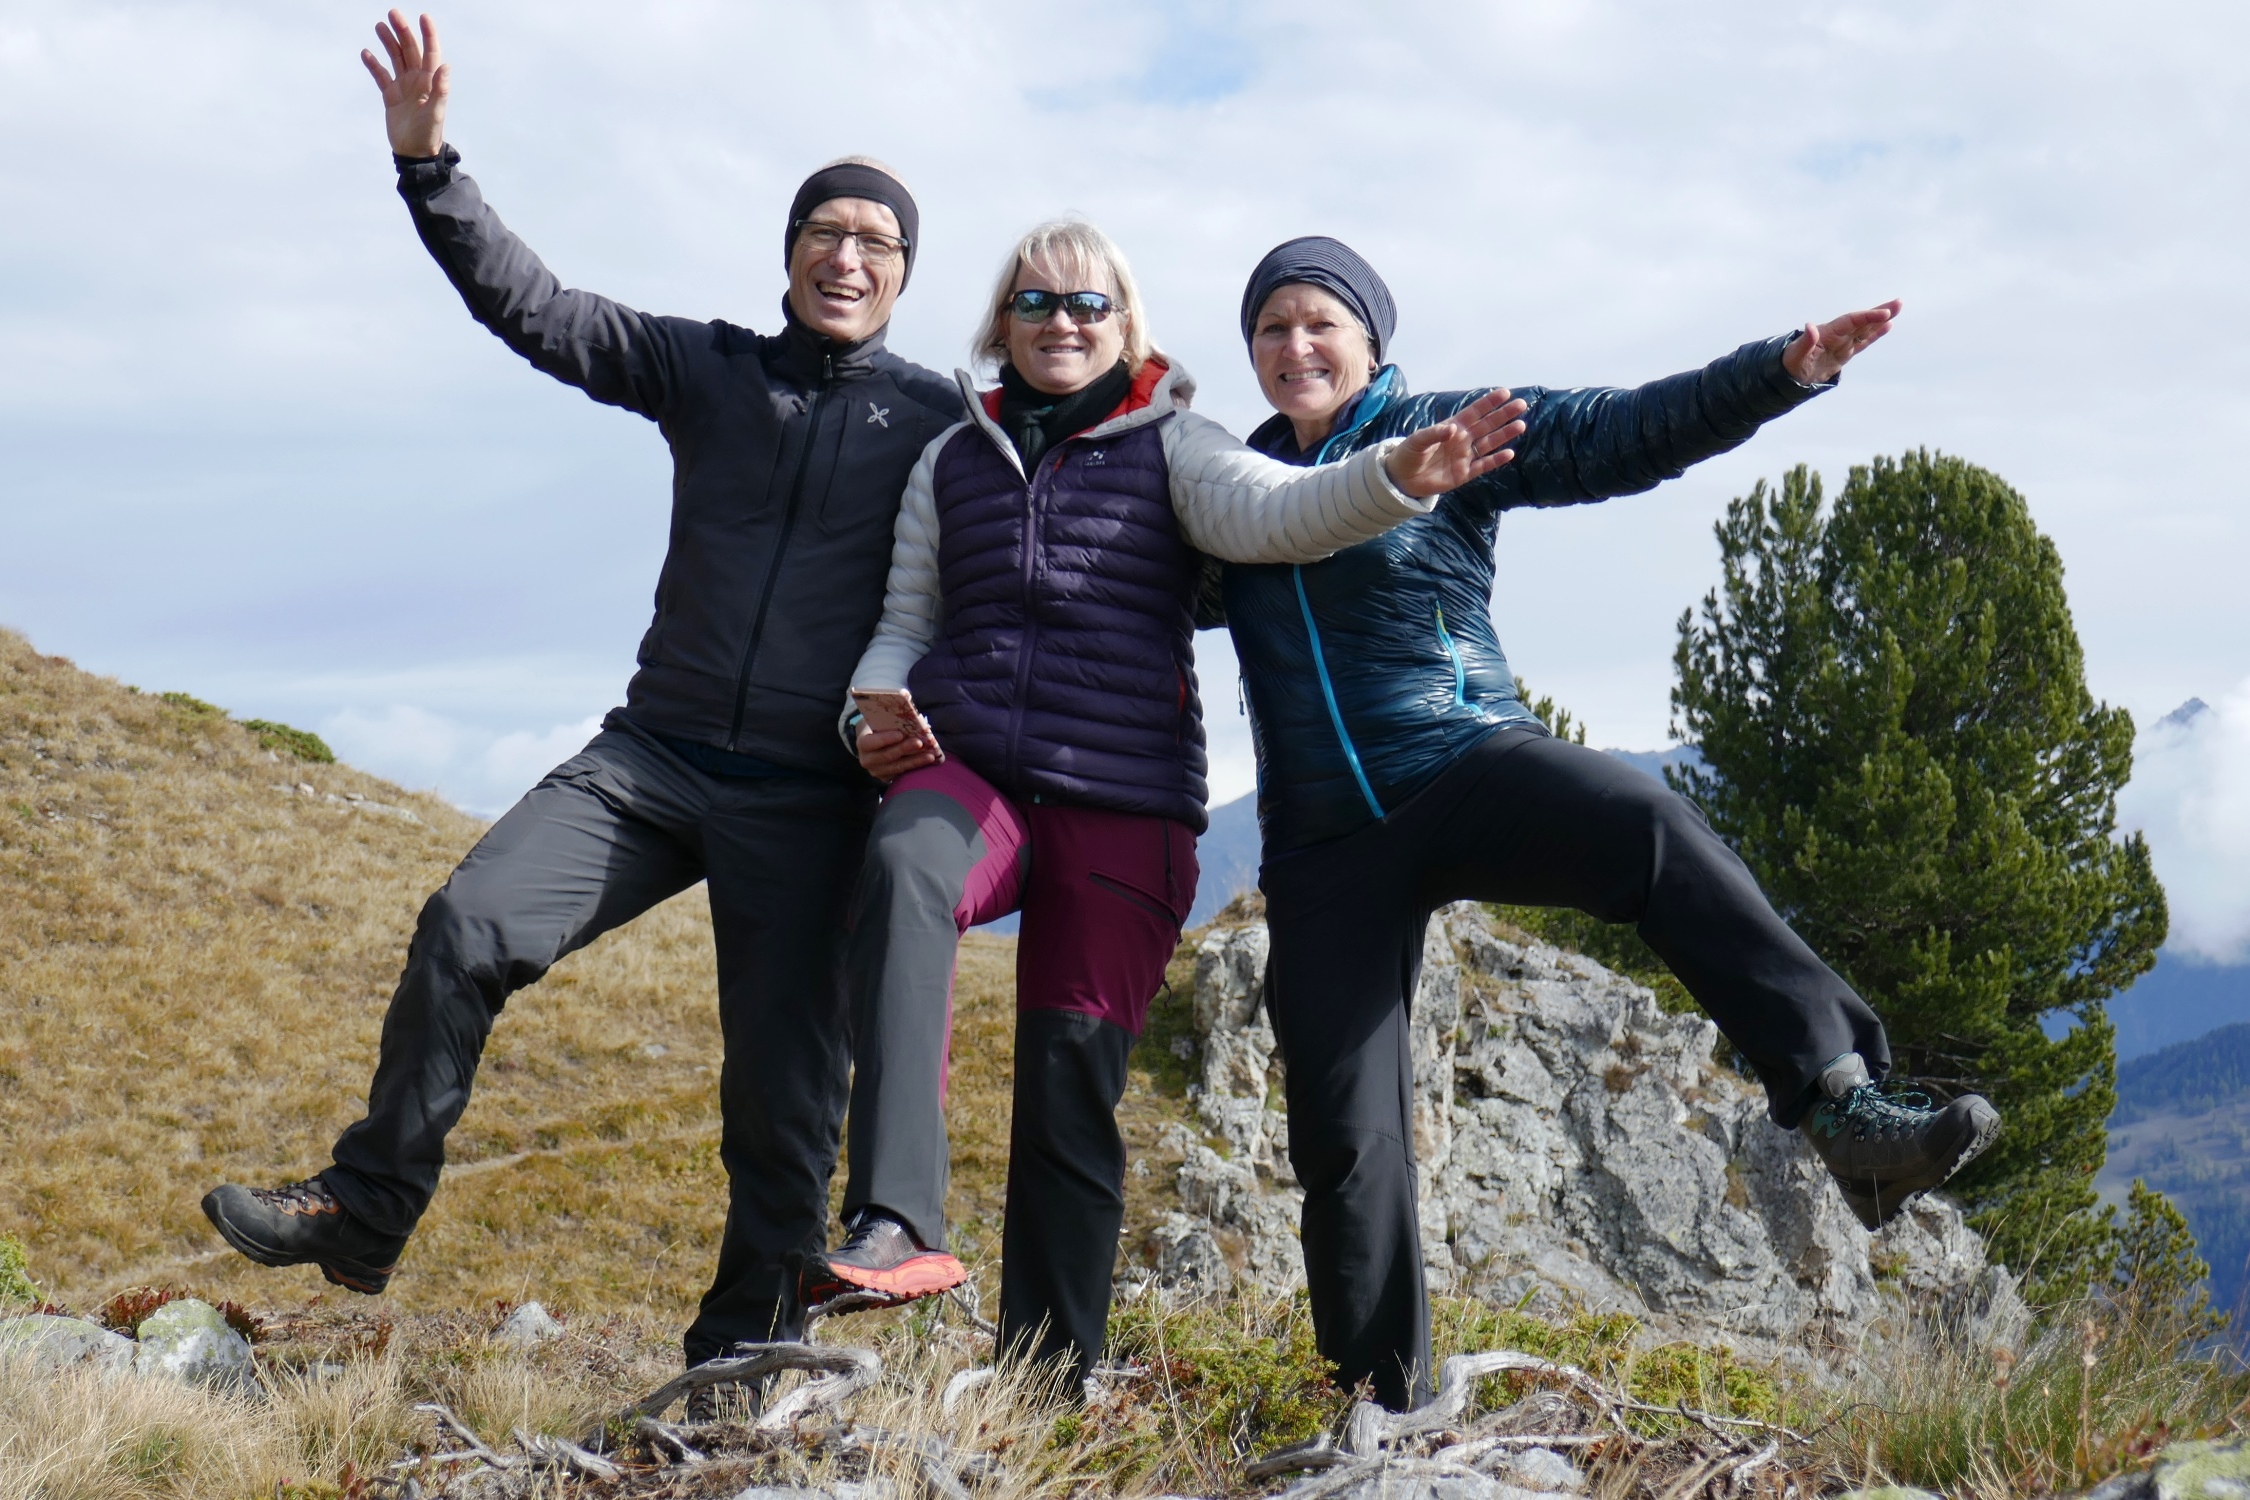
[0,626,1193,1324]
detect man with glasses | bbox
[199,9,964,1379]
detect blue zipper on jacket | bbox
[1288,399,1395,823]
[1435,603,1467,708]
[1294,565,1383,821]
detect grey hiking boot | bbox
[799,1211,966,1310]
[1798,1054,2002,1232]
[200,1175,407,1295]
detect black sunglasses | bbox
[1008,289,1117,325]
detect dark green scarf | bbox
[996,360,1135,468]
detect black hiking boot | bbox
[1798,1054,2002,1231]
[798,1211,966,1311]
[200,1175,407,1294]
[683,1365,768,1425]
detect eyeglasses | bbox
[794,220,909,266]
[1008,289,1117,325]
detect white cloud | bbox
[3,0,2247,922]
[322,704,602,817]
[2121,687,2250,965]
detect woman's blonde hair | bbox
[971,218,1159,373]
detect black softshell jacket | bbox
[398,149,965,775]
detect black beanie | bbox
[785,162,921,286]
[1239,236,1397,361]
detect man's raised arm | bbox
[363,10,679,420]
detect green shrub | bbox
[242,719,335,763]
[1432,1296,1794,1437]
[1088,1291,1343,1488]
[157,690,225,719]
[156,688,334,762]
[0,1234,38,1306]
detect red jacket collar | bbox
[979,357,1170,428]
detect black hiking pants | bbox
[326,716,875,1365]
[1262,725,1889,1411]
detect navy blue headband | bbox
[1239,236,1397,361]
[785,163,920,286]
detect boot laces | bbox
[1833,1082,1938,1141]
[838,1214,912,1260]
[254,1178,342,1216]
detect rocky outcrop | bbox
[1152,905,2028,1358]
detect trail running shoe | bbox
[1799,1054,2002,1231]
[799,1211,966,1310]
[200,1175,407,1295]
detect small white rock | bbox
[493,1301,565,1348]
[1491,1447,1585,1493]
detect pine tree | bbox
[2112,1179,2224,1337]
[1670,452,2167,1300]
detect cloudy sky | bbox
[3,0,2246,958]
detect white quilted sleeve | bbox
[1161,410,1435,564]
[836,427,956,746]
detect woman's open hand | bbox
[857,718,943,782]
[1382,388,1530,499]
[1783,300,1900,385]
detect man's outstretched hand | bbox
[1784,300,1900,386]
[362,10,448,159]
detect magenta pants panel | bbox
[892,758,1198,1031]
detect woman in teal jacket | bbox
[1224,237,1999,1412]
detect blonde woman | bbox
[802,220,1525,1385]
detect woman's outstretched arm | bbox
[1165,390,1526,563]
[1497,301,1899,511]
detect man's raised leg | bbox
[204,724,707,1290]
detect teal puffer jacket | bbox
[1226,333,1822,857]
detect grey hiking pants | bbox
[326,716,876,1364]
[1263,726,1889,1411]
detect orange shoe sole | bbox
[816,1249,967,1304]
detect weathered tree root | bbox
[941,1366,996,1414]
[1340,1350,1807,1457]
[392,1403,621,1486]
[588,1340,881,1446]
[1244,1349,1808,1500]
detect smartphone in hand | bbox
[851,687,942,761]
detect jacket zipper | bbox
[1004,445,1056,788]
[1294,564,1385,821]
[727,354,834,749]
[1435,602,1468,708]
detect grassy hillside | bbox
[0,628,1197,1318]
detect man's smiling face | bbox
[786,197,904,343]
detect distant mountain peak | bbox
[2158,698,2212,731]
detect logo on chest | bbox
[866,402,890,427]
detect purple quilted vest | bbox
[907,407,1209,831]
